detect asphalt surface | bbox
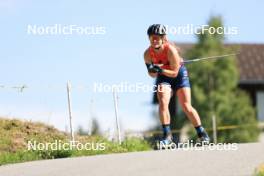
[0,143,264,176]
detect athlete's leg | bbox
[157,84,171,124]
[176,87,201,127]
[177,87,209,142]
[157,84,172,140]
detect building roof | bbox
[176,43,264,84]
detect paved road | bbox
[1,143,264,176]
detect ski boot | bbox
[197,131,210,146]
[156,135,174,150]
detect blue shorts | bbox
[156,65,191,91]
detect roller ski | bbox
[156,135,176,150]
[196,129,210,146]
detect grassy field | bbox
[0,118,152,165]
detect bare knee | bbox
[157,85,171,112]
[158,94,170,112]
[182,103,194,114]
[159,99,169,112]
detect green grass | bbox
[0,138,151,165]
[254,164,264,176]
[0,151,40,165]
[0,118,152,165]
[71,137,151,157]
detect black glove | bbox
[152,65,163,73]
[146,63,154,72]
[146,63,163,73]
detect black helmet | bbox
[147,24,167,36]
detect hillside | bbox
[0,118,151,165]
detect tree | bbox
[184,16,260,142]
[76,125,88,136]
[90,118,101,135]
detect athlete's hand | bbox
[146,63,163,73]
[151,65,163,73]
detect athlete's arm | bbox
[161,45,181,78]
[144,49,158,78]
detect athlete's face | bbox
[149,35,164,49]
